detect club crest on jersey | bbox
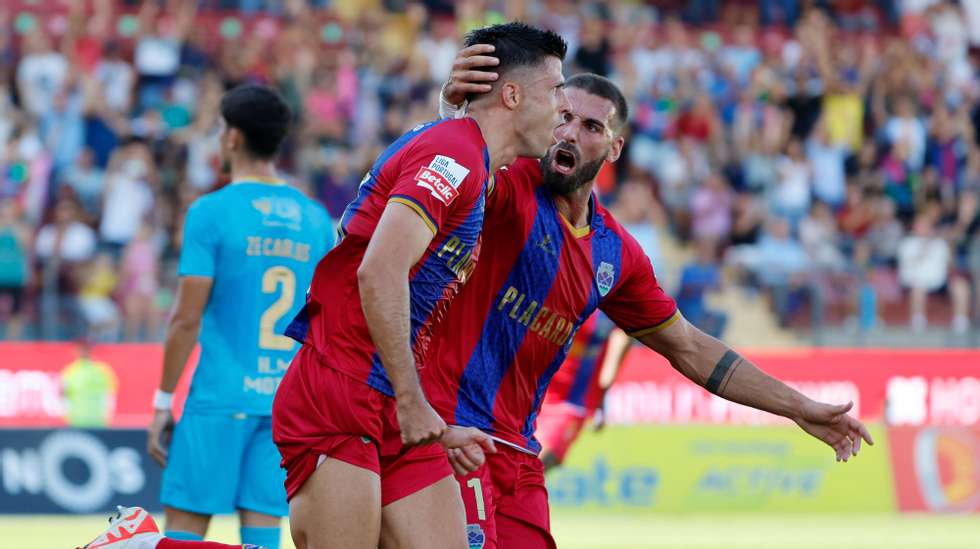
[252,196,302,230]
[596,261,615,296]
[416,155,470,206]
[466,524,485,549]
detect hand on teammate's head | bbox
[444,44,500,106]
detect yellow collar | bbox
[559,213,590,238]
[232,175,287,186]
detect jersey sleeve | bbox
[387,124,485,235]
[177,198,219,278]
[600,231,679,337]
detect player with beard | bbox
[426,48,874,549]
[273,23,568,549]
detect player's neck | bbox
[466,110,519,172]
[230,156,279,184]
[552,182,594,229]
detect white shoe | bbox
[79,506,160,549]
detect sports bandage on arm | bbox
[439,83,467,120]
[153,389,174,411]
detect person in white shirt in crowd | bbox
[15,28,68,119]
[99,139,156,258]
[897,213,969,333]
[771,138,812,227]
[806,119,848,209]
[35,196,96,340]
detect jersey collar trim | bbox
[232,176,287,186]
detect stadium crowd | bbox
[0,0,979,341]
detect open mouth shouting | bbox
[550,144,579,176]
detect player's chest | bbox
[490,218,621,339]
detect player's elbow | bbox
[357,255,403,292]
[167,313,201,337]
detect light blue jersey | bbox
[178,179,334,415]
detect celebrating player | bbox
[426,50,875,549]
[271,23,568,549]
[536,312,631,471]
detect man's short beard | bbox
[540,155,605,196]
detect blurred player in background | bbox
[272,22,567,549]
[429,49,874,549]
[134,85,333,549]
[536,312,630,471]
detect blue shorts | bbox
[161,413,287,517]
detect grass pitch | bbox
[3,511,979,548]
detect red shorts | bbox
[535,402,588,464]
[272,344,452,506]
[456,445,555,549]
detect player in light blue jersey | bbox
[147,85,333,549]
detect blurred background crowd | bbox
[1,0,979,346]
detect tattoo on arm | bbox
[705,350,743,395]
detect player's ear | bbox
[501,82,521,111]
[607,135,624,163]
[226,127,244,152]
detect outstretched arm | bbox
[637,316,873,462]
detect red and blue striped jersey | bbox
[286,118,490,395]
[542,311,617,415]
[424,157,678,453]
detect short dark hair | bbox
[220,85,292,159]
[565,73,629,132]
[463,22,567,101]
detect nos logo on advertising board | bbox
[0,429,162,514]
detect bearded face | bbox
[539,140,607,196]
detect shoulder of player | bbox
[185,189,223,215]
[594,205,646,260]
[413,119,487,172]
[491,157,541,200]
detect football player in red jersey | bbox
[272,23,569,549]
[426,47,874,549]
[536,312,631,471]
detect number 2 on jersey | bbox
[466,478,487,521]
[259,266,296,351]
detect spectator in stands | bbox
[119,221,160,341]
[771,138,812,227]
[677,239,728,338]
[35,196,95,340]
[99,140,156,258]
[15,28,68,118]
[807,119,848,209]
[884,94,928,171]
[77,252,120,341]
[0,198,30,339]
[897,213,956,331]
[60,147,105,220]
[2,0,978,341]
[690,172,734,243]
[800,202,847,273]
[740,216,810,326]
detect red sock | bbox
[157,540,247,549]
